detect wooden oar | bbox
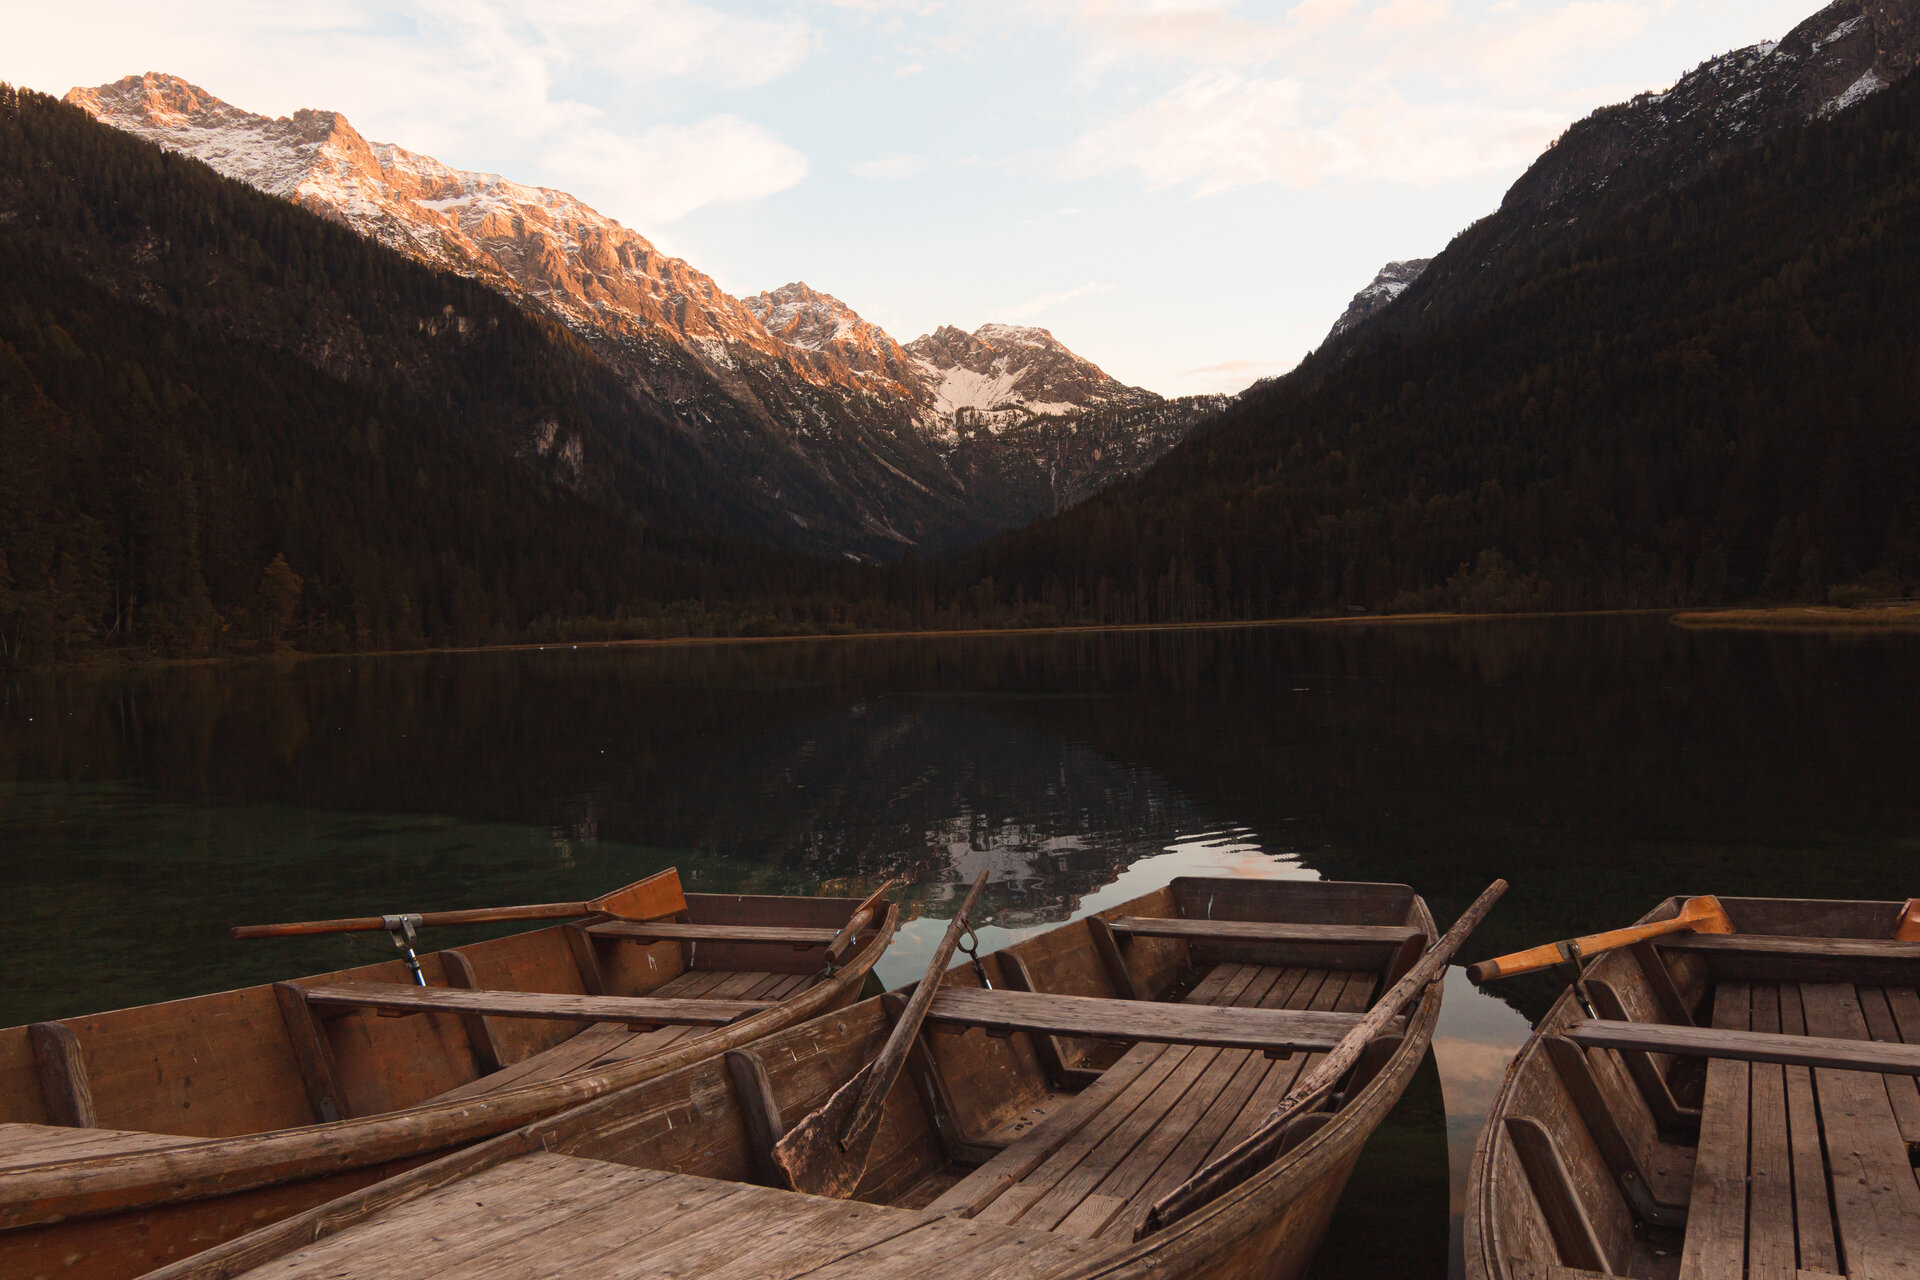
[1463,893,1733,983]
[230,869,684,938]
[1895,898,1920,942]
[820,879,900,971]
[773,870,990,1198]
[1143,878,1507,1235]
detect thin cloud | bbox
[1003,281,1110,321]
[850,152,928,181]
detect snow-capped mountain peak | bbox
[67,72,1216,552]
[906,323,1156,425]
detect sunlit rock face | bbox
[70,74,1223,554]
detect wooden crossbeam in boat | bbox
[1655,932,1920,984]
[27,1023,96,1129]
[923,987,1396,1053]
[1105,917,1424,949]
[298,982,776,1027]
[584,921,847,948]
[1565,1017,1920,1075]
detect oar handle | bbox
[232,901,592,939]
[823,879,900,966]
[1465,896,1730,982]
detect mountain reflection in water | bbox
[4,616,1915,1278]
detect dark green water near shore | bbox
[5,616,1916,1275]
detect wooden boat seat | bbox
[1565,1017,1920,1074]
[926,961,1379,1241]
[924,986,1393,1053]
[1672,980,1920,1280]
[1105,917,1423,949]
[187,1151,1128,1279]
[425,969,816,1105]
[1655,932,1920,984]
[298,982,776,1027]
[585,921,847,947]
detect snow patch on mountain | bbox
[1323,259,1431,345]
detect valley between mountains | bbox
[2,0,1918,663]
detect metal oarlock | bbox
[381,913,427,986]
[1551,937,1597,1019]
[957,920,991,989]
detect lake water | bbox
[5,616,1916,1275]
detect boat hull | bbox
[0,890,896,1280]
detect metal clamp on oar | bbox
[382,914,427,987]
[1464,894,1734,984]
[1141,878,1508,1237]
[773,870,992,1199]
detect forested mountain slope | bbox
[959,68,1920,620]
[0,86,816,659]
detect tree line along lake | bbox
[4,614,1915,1276]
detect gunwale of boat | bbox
[139,876,1446,1280]
[1463,894,1920,1280]
[0,877,899,1250]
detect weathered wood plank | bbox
[1657,934,1920,985]
[726,1049,787,1188]
[1086,915,1142,1001]
[1677,981,1749,1280]
[924,986,1386,1052]
[27,1023,95,1129]
[1746,984,1797,1280]
[1505,1116,1612,1274]
[1778,984,1839,1276]
[921,959,1251,1220]
[300,982,774,1026]
[586,921,844,946]
[271,981,349,1123]
[439,949,505,1075]
[0,1121,182,1165]
[798,1214,1125,1280]
[1109,969,1317,1237]
[1106,917,1422,948]
[1798,982,1920,1278]
[1565,1018,1920,1075]
[1053,968,1296,1237]
[237,1153,665,1280]
[1858,987,1920,1146]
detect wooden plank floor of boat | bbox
[224,1153,1125,1279]
[427,969,818,1105]
[1674,979,1920,1280]
[923,961,1377,1241]
[225,960,1373,1277]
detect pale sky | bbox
[7,0,1824,395]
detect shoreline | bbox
[19,608,1683,675]
[1669,604,1920,631]
[26,602,1920,674]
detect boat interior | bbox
[0,871,891,1164]
[163,878,1443,1278]
[1476,895,1920,1280]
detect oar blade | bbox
[771,1064,875,1198]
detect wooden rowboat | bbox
[141,876,1498,1280]
[1464,894,1920,1280]
[0,870,898,1280]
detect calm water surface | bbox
[5,616,1917,1276]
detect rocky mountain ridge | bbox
[1322,0,1920,356]
[1321,259,1431,346]
[67,74,1218,554]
